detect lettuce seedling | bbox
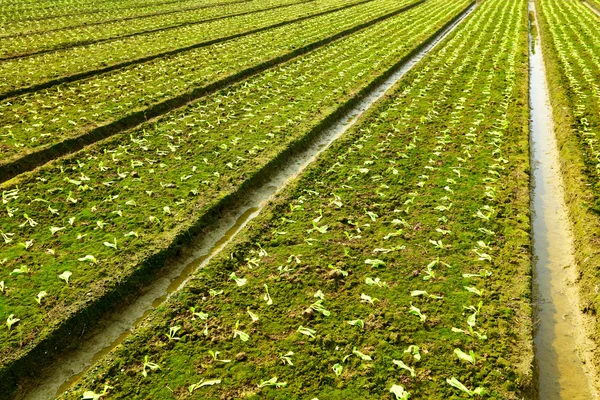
[297,325,316,338]
[446,377,486,396]
[347,319,365,329]
[390,384,411,400]
[333,363,343,376]
[352,347,372,361]
[6,314,19,330]
[229,272,247,287]
[189,379,221,393]
[280,351,294,366]
[166,326,181,341]
[263,284,273,305]
[82,385,113,399]
[208,350,231,363]
[233,321,250,342]
[35,291,47,305]
[404,345,421,361]
[142,355,160,377]
[58,271,72,285]
[409,305,426,322]
[454,348,476,364]
[393,359,415,377]
[365,259,386,268]
[258,377,287,388]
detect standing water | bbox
[16,5,477,400]
[529,2,597,399]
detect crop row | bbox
[0,0,244,25]
[0,0,412,176]
[0,0,471,393]
[0,0,373,93]
[1,0,307,58]
[59,0,532,398]
[536,0,600,351]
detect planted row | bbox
[0,0,305,58]
[0,0,242,26]
[0,0,367,93]
[536,0,600,353]
[0,0,411,169]
[61,0,532,398]
[0,0,471,389]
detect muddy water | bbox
[529,2,597,399]
[17,5,477,400]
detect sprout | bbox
[166,326,182,341]
[360,293,378,305]
[454,348,476,364]
[229,272,247,287]
[189,379,221,393]
[297,325,316,338]
[78,255,97,263]
[365,210,378,221]
[243,307,259,323]
[410,290,443,299]
[10,266,29,275]
[35,291,47,305]
[390,384,411,399]
[404,345,421,361]
[233,321,250,342]
[142,355,160,377]
[409,305,426,322]
[310,300,331,317]
[280,351,294,366]
[352,347,372,361]
[6,314,20,330]
[333,363,343,376]
[263,284,273,305]
[365,259,386,267]
[365,277,387,287]
[82,385,113,399]
[103,238,118,250]
[446,377,486,396]
[314,290,325,300]
[464,286,483,296]
[0,281,4,293]
[347,319,365,329]
[58,271,72,285]
[393,359,415,377]
[258,377,287,388]
[1,231,14,243]
[208,350,231,363]
[422,258,438,281]
[50,226,65,235]
[189,307,209,320]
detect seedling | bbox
[6,314,20,330]
[454,348,476,364]
[82,385,113,399]
[390,384,411,400]
[446,377,486,396]
[280,351,294,366]
[393,359,415,377]
[58,271,72,285]
[233,321,250,342]
[142,355,160,377]
[189,379,221,393]
[258,377,287,388]
[333,363,343,376]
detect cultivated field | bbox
[1,0,600,398]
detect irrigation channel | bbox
[584,0,600,17]
[529,2,597,399]
[16,4,476,400]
